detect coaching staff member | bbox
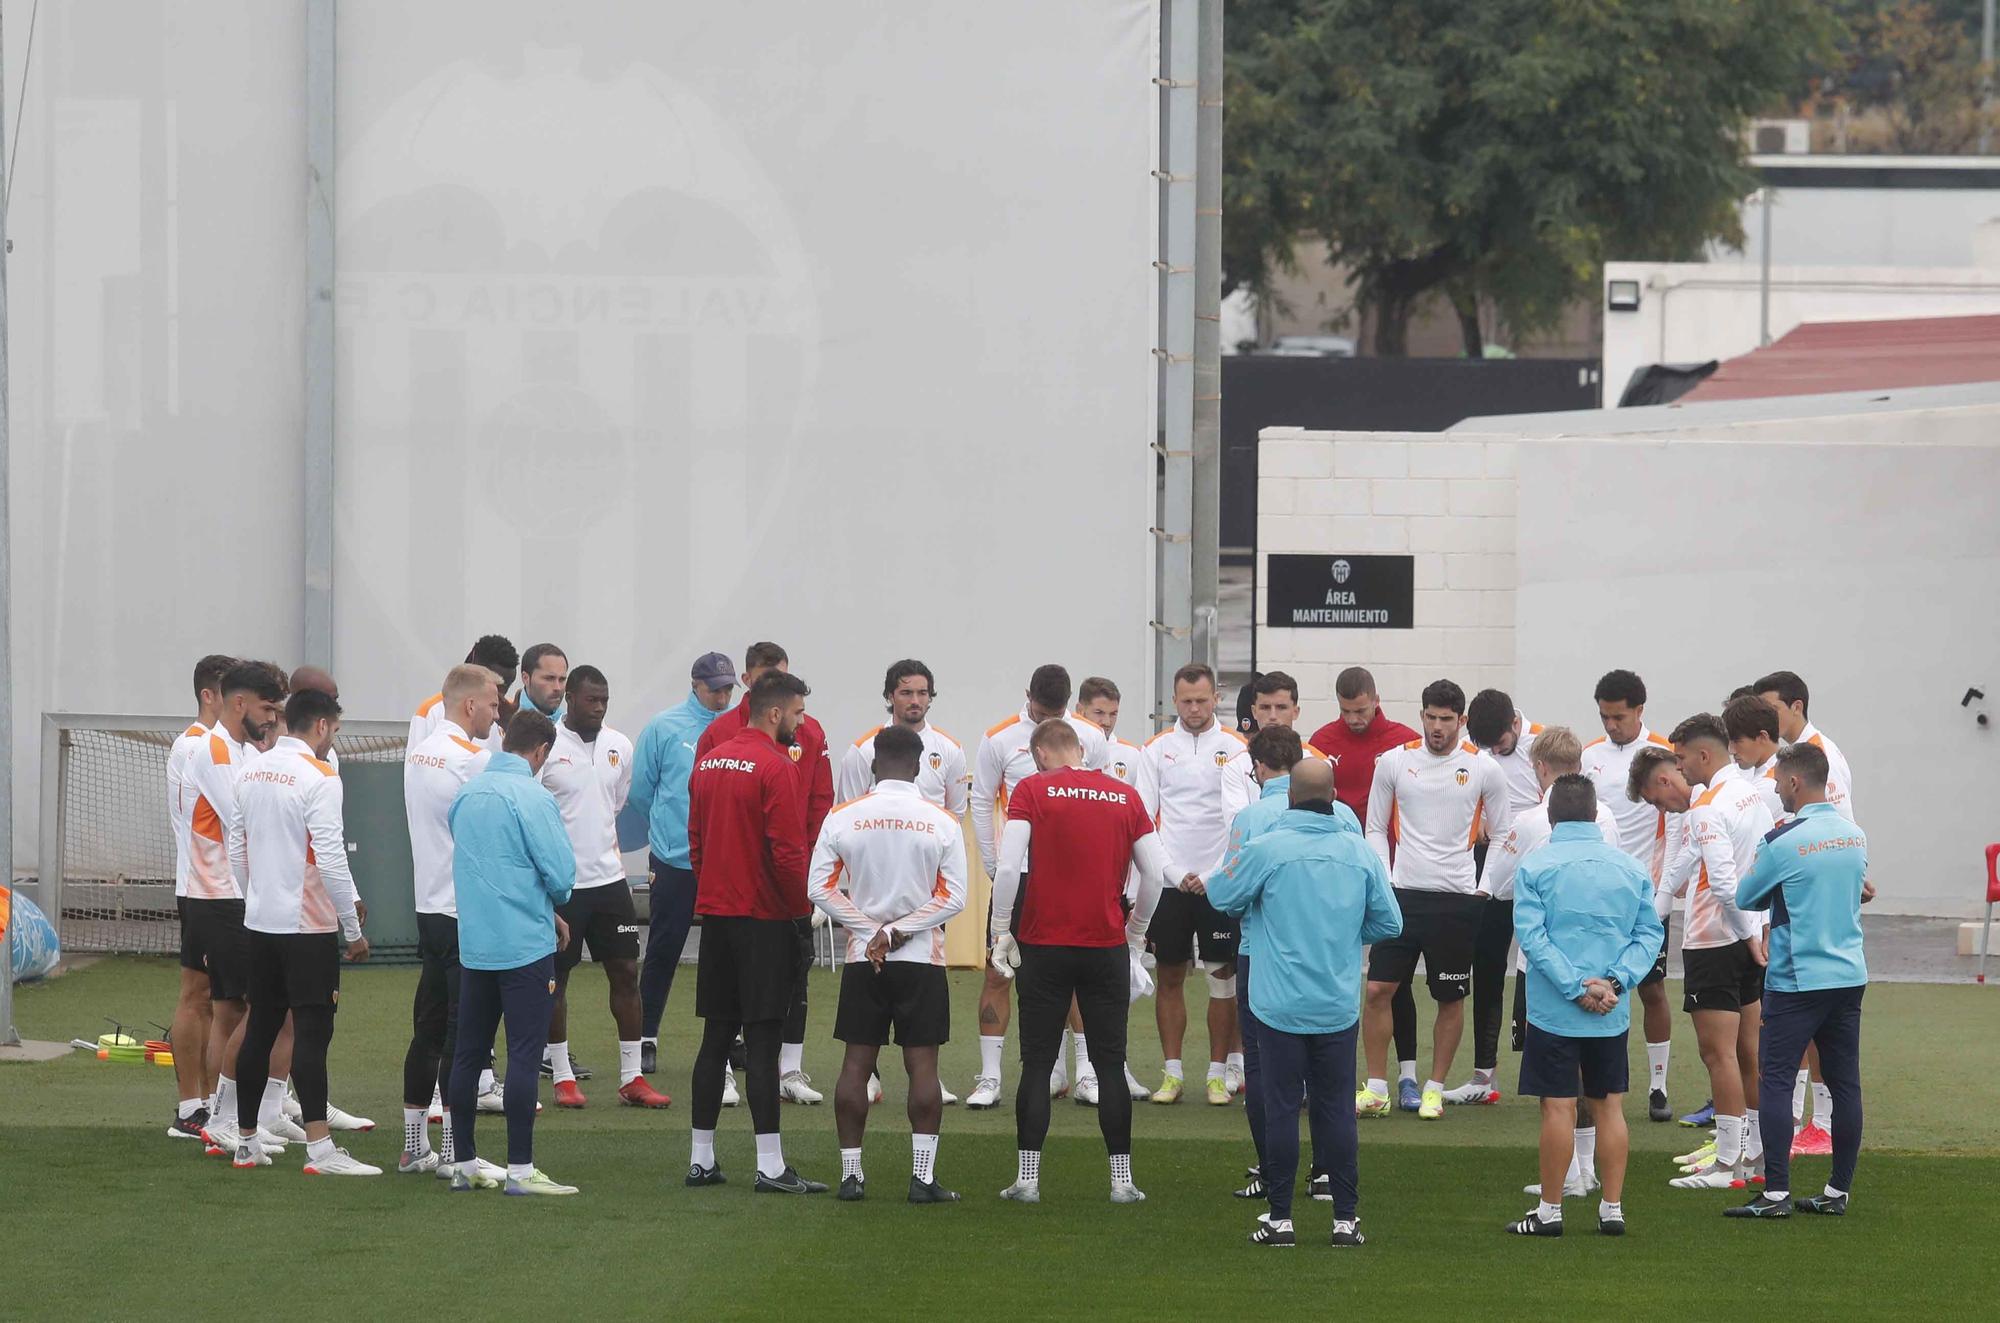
[1508,775,1662,1239]
[684,670,825,1194]
[990,719,1183,1206]
[1208,760,1400,1249]
[1726,742,1868,1222]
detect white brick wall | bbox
[1255,429,1519,727]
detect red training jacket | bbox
[696,699,834,842]
[1309,709,1420,825]
[687,727,809,920]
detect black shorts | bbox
[245,929,342,1010]
[1518,1024,1629,1099]
[1683,939,1765,1013]
[1366,889,1479,1001]
[834,961,950,1047]
[695,914,805,1025]
[1639,931,1670,988]
[556,882,642,970]
[179,897,250,1002]
[1148,888,1239,967]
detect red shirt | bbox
[1309,710,1420,824]
[1006,766,1154,948]
[687,728,809,920]
[696,700,834,842]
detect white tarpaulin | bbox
[5,2,1161,860]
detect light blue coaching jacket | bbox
[449,752,576,971]
[1207,805,1400,1036]
[624,690,722,869]
[1736,801,1868,994]
[1219,775,1362,961]
[1513,820,1664,1039]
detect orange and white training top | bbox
[1219,735,1327,824]
[970,709,1108,875]
[405,717,492,916]
[1793,722,1855,823]
[167,721,213,898]
[408,692,501,757]
[235,736,361,941]
[1581,725,1678,882]
[1143,719,1249,881]
[1483,716,1547,817]
[836,722,970,818]
[1749,753,1785,822]
[1365,736,1513,894]
[179,722,248,900]
[806,779,968,966]
[1660,761,1774,951]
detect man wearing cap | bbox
[627,651,739,1078]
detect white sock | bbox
[979,1035,1005,1082]
[840,1147,863,1181]
[1365,1077,1388,1098]
[307,1135,335,1163]
[779,1042,804,1076]
[641,1035,658,1047]
[913,1132,938,1184]
[1763,1188,1789,1202]
[215,1076,236,1123]
[1537,1199,1562,1222]
[1110,1153,1133,1185]
[1565,1152,1583,1186]
[1646,1040,1670,1091]
[1017,1150,1041,1183]
[178,1097,203,1120]
[258,1078,288,1132]
[690,1128,716,1169]
[1053,1031,1071,1079]
[508,1163,534,1181]
[754,1132,787,1179]
[1226,1051,1245,1074]
[1824,1183,1847,1199]
[618,1040,641,1086]
[403,1107,429,1156]
[1573,1126,1597,1180]
[439,1120,455,1165]
[1744,1109,1764,1162]
[1715,1113,1745,1167]
[478,1067,496,1094]
[1472,1066,1494,1085]
[1073,1033,1091,1079]
[548,1041,574,1085]
[1164,1058,1184,1082]
[1793,1068,1810,1122]
[1207,1061,1226,1083]
[1398,1059,1418,1084]
[1812,1082,1832,1127]
[1422,1079,1443,1097]
[1599,1199,1622,1220]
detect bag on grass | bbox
[3,885,61,981]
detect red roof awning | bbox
[1681,312,2000,402]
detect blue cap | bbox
[690,652,736,689]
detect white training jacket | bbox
[408,692,502,757]
[180,722,248,900]
[1793,722,1855,823]
[1141,719,1248,882]
[1660,761,1774,950]
[235,736,361,941]
[168,721,212,899]
[404,717,492,916]
[969,709,1109,874]
[807,780,968,966]
[1365,737,1514,894]
[1219,736,1327,824]
[1479,787,1620,903]
[836,722,970,817]
[1484,718,1546,817]
[1581,725,1678,882]
[539,720,635,890]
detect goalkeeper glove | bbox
[990,933,1022,980]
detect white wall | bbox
[1257,418,2000,916]
[5,2,1163,862]
[1515,437,2000,919]
[1602,261,2000,401]
[1725,169,2000,269]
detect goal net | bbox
[38,715,409,954]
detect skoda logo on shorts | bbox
[1455,768,1469,785]
[1330,559,1351,584]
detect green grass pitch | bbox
[2,958,1993,1320]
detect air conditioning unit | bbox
[1747,118,1810,155]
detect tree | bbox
[1224,0,1837,356]
[1847,1,1994,154]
